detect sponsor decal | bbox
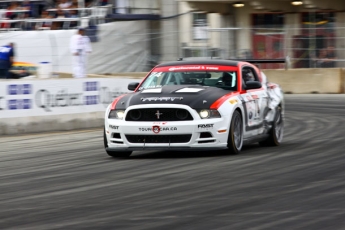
[8,99,31,110]
[141,97,183,102]
[84,95,98,105]
[8,84,32,95]
[84,81,98,91]
[84,82,99,106]
[35,89,83,112]
[0,97,4,110]
[139,85,163,91]
[252,94,259,99]
[109,125,119,130]
[229,99,238,104]
[249,112,253,119]
[6,84,32,110]
[98,86,128,107]
[153,122,167,125]
[175,88,204,93]
[168,66,219,71]
[138,126,177,133]
[198,124,214,128]
[152,125,160,134]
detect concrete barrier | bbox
[263,68,344,94]
[0,112,103,135]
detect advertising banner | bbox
[0,78,138,118]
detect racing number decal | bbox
[246,95,260,125]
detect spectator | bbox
[21,0,34,17]
[316,49,328,68]
[70,0,79,8]
[69,28,92,78]
[6,2,20,20]
[56,9,66,18]
[67,10,79,28]
[0,43,15,79]
[58,0,72,9]
[36,10,53,30]
[51,9,66,29]
[325,46,336,68]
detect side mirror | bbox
[128,82,140,91]
[245,81,262,90]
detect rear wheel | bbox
[259,106,284,146]
[103,128,132,158]
[226,110,243,154]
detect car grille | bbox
[125,108,193,121]
[125,134,192,143]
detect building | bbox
[178,0,345,68]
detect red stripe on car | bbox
[210,92,240,109]
[110,94,127,110]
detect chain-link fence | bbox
[184,25,345,70]
[1,18,345,74]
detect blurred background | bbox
[0,0,344,74]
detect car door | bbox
[241,66,268,136]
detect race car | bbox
[104,59,284,158]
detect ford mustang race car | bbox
[104,59,284,158]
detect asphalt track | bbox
[1,94,345,230]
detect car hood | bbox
[115,85,235,110]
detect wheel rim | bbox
[233,114,243,149]
[274,110,284,142]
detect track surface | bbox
[1,95,345,230]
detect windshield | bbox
[139,71,237,91]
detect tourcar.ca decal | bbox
[138,127,178,133]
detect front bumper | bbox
[105,118,230,152]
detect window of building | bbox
[253,13,284,29]
[193,13,208,40]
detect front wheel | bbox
[103,128,132,158]
[259,106,284,147]
[226,110,243,154]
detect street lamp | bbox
[291,1,303,6]
[233,2,245,8]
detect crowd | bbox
[0,0,108,30]
[315,46,336,68]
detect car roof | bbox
[156,60,240,67]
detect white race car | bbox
[104,59,284,158]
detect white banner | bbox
[0,78,141,118]
[0,21,149,74]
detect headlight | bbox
[108,110,125,119]
[197,109,221,119]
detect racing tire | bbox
[259,106,284,147]
[226,110,243,155]
[103,128,132,158]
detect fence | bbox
[1,15,345,75]
[189,25,345,70]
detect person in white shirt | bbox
[69,28,92,78]
[58,0,72,9]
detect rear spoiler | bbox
[231,57,290,70]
